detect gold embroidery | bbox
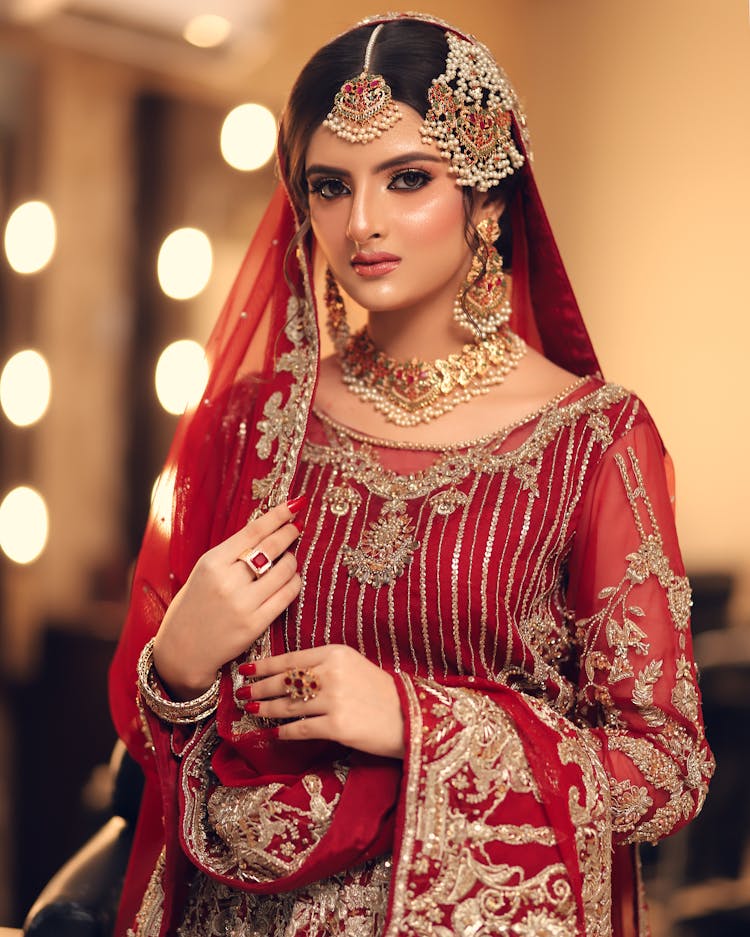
[429,486,468,516]
[251,298,318,506]
[342,503,419,586]
[386,678,580,936]
[127,848,165,937]
[575,446,712,842]
[304,384,628,590]
[324,480,361,516]
[179,722,349,883]
[178,856,392,937]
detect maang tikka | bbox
[323,24,402,143]
[454,217,512,340]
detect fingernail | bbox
[239,662,256,677]
[236,685,253,700]
[292,516,305,534]
[286,494,307,515]
[244,701,260,714]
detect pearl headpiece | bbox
[420,31,526,191]
[322,24,403,144]
[331,14,530,192]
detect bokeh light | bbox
[183,14,232,48]
[155,339,209,415]
[0,486,49,564]
[220,103,277,172]
[0,350,52,427]
[4,200,57,274]
[157,227,213,300]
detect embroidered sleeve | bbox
[567,416,714,845]
[387,675,612,937]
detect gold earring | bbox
[454,218,511,340]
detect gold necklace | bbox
[325,270,527,427]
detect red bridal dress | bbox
[109,98,713,934]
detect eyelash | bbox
[308,168,433,200]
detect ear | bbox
[471,192,506,228]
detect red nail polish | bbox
[239,662,256,676]
[270,726,280,739]
[236,685,253,700]
[286,494,307,515]
[292,516,306,534]
[244,701,260,714]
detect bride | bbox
[110,14,713,936]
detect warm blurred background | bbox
[0,0,748,933]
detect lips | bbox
[351,251,401,278]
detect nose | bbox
[345,183,383,246]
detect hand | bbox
[153,498,305,700]
[237,645,405,760]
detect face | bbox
[305,105,486,319]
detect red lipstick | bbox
[351,251,401,278]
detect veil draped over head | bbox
[108,13,629,937]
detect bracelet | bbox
[137,638,220,724]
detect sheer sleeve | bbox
[566,412,714,845]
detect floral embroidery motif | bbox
[575,446,713,844]
[342,504,419,586]
[252,299,318,503]
[387,678,583,936]
[179,723,349,884]
[429,486,468,516]
[128,848,166,936]
[323,481,361,517]
[178,856,392,937]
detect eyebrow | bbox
[305,152,444,177]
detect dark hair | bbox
[278,20,521,265]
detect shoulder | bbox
[568,376,664,450]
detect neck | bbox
[364,274,514,361]
[366,304,472,360]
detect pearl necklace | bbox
[325,273,527,427]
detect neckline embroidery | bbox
[312,374,594,453]
[302,382,628,588]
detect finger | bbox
[237,667,320,702]
[242,694,324,720]
[215,496,307,562]
[247,647,325,680]
[275,715,330,743]
[235,523,301,580]
[246,572,302,636]
[244,553,299,605]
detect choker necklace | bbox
[325,272,527,427]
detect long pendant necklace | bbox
[325,269,527,427]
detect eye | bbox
[308,177,350,200]
[388,169,432,191]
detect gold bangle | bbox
[136,637,220,724]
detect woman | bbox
[110,13,713,936]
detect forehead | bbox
[305,104,444,172]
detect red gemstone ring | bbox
[238,548,273,578]
[283,667,320,702]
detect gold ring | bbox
[238,549,273,577]
[283,668,320,702]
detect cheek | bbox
[401,192,467,252]
[309,206,346,255]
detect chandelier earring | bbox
[453,217,511,340]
